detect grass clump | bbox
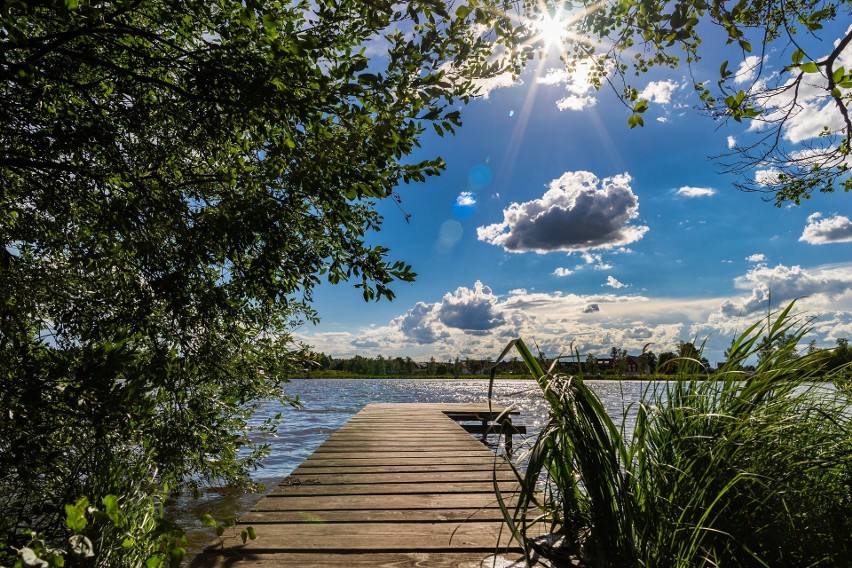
[493,303,852,567]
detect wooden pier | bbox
[191,403,530,567]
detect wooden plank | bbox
[269,481,520,495]
[238,509,517,524]
[290,463,510,475]
[282,470,518,484]
[192,551,527,567]
[207,521,521,552]
[251,493,511,511]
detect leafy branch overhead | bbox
[522,0,852,204]
[0,0,520,562]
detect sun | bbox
[535,12,569,50]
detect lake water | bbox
[178,377,651,557]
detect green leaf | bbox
[102,494,120,524]
[199,514,217,528]
[246,526,257,540]
[633,100,649,113]
[627,114,644,128]
[799,61,819,73]
[65,497,88,534]
[792,49,805,65]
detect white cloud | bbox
[456,191,476,206]
[720,263,852,317]
[746,253,767,262]
[675,186,716,198]
[538,62,611,111]
[727,135,737,149]
[656,117,668,123]
[800,213,852,244]
[605,275,627,289]
[639,79,680,104]
[553,267,573,277]
[579,252,613,271]
[437,281,505,331]
[477,171,649,253]
[396,302,443,344]
[734,55,763,85]
[472,71,519,98]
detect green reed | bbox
[491,302,851,567]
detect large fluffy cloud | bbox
[396,302,443,344]
[720,263,852,317]
[476,171,649,253]
[800,213,852,244]
[437,281,505,331]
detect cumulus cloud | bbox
[456,191,476,206]
[746,253,767,262]
[720,263,852,316]
[734,55,763,85]
[582,303,600,313]
[396,302,442,344]
[537,62,609,111]
[605,276,627,289]
[437,281,505,331]
[477,171,649,253]
[675,186,716,198]
[800,213,852,244]
[727,135,737,149]
[553,267,573,277]
[639,79,680,104]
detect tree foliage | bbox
[524,0,852,204]
[0,0,516,560]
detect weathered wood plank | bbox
[290,463,509,475]
[282,470,518,484]
[269,481,520,495]
[208,521,521,552]
[192,551,526,567]
[237,508,518,524]
[252,493,511,511]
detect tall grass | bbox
[491,303,852,567]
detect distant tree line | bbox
[307,338,852,379]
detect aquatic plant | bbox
[492,303,852,567]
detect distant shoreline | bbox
[289,372,675,381]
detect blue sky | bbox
[298,18,852,365]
